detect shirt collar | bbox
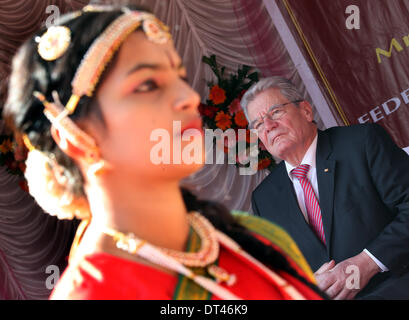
[285,133,318,178]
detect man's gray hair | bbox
[241,76,305,121]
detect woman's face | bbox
[83,31,203,181]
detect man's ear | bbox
[50,126,88,161]
[299,101,314,122]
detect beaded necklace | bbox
[101,212,306,300]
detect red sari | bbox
[51,214,322,300]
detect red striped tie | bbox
[291,164,326,245]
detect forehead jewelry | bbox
[66,11,170,114]
[31,7,171,158]
[36,7,171,115]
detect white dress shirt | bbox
[284,133,388,272]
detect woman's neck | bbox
[83,176,190,253]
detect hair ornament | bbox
[36,7,171,117]
[37,26,71,61]
[22,134,36,152]
[33,91,99,164]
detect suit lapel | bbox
[273,164,328,256]
[279,166,311,229]
[316,130,336,256]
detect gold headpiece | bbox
[28,6,171,156]
[66,8,171,114]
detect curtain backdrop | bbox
[0,0,86,300]
[0,0,326,299]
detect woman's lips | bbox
[181,118,204,135]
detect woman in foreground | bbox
[4,4,324,300]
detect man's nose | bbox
[264,116,278,134]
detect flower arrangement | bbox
[199,55,275,171]
[0,124,29,191]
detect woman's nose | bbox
[172,79,200,113]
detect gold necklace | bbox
[101,212,306,299]
[160,212,219,267]
[102,211,235,285]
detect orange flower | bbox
[215,111,232,130]
[209,85,226,105]
[234,110,248,128]
[258,158,272,170]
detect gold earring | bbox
[87,159,107,177]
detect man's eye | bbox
[271,109,283,118]
[254,122,262,130]
[133,80,158,93]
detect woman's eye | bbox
[133,80,158,93]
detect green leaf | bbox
[248,72,259,82]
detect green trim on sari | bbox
[232,211,316,283]
[173,211,316,299]
[173,227,212,300]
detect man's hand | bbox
[314,252,381,300]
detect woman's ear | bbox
[50,125,88,161]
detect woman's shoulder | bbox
[231,211,316,283]
[50,252,177,300]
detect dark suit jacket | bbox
[252,123,409,299]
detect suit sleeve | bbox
[364,124,409,274]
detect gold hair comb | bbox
[33,91,99,163]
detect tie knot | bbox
[291,164,310,180]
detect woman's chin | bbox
[150,160,205,181]
[178,160,205,179]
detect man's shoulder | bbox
[319,123,382,149]
[323,123,389,138]
[253,161,287,197]
[321,123,378,138]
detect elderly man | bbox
[242,76,409,299]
